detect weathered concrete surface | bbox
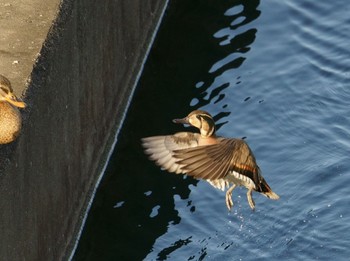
[0,0,166,260]
[0,0,60,95]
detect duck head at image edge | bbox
[0,74,26,144]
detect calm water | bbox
[73,0,350,260]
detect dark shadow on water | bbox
[73,0,260,260]
[157,236,193,260]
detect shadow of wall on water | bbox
[73,0,260,260]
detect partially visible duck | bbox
[141,110,279,210]
[0,74,26,144]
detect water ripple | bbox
[287,1,350,80]
[73,1,350,260]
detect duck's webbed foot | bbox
[247,188,255,210]
[225,184,236,211]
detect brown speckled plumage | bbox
[0,74,26,144]
[142,110,279,210]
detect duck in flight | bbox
[141,110,279,210]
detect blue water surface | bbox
[74,0,350,260]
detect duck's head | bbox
[173,110,216,137]
[0,75,26,108]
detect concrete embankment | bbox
[0,0,166,259]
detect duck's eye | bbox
[0,87,9,94]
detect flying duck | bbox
[141,110,279,210]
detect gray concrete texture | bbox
[0,0,166,259]
[0,0,60,94]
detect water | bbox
[73,0,350,260]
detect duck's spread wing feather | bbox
[142,135,262,187]
[141,132,201,174]
[173,138,259,182]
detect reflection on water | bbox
[74,0,350,260]
[191,0,260,128]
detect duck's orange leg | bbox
[225,184,236,211]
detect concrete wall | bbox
[0,0,166,260]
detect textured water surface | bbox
[74,0,350,260]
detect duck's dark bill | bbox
[172,117,189,125]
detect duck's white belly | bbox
[207,170,256,191]
[225,170,256,189]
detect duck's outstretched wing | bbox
[142,136,257,181]
[141,132,201,174]
[174,138,279,199]
[173,138,259,182]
